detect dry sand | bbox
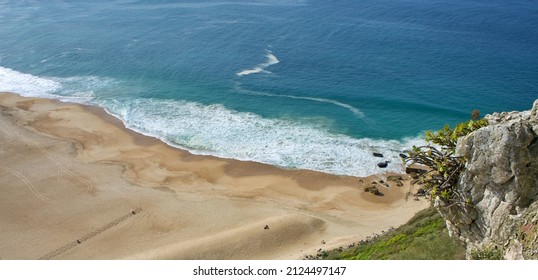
[0,92,428,260]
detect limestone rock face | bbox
[436,100,538,259]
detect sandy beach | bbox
[0,92,428,260]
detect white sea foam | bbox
[0,66,61,97]
[49,76,122,103]
[0,65,124,104]
[236,50,280,76]
[101,97,423,177]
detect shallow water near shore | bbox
[1,0,537,176]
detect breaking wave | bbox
[101,97,421,177]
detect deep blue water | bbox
[1,0,537,176]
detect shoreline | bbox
[0,92,428,259]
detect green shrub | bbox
[324,207,466,260]
[405,118,488,205]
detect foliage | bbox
[405,118,488,205]
[324,207,466,260]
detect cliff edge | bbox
[436,100,538,259]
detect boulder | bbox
[373,152,384,158]
[405,165,428,175]
[364,185,382,196]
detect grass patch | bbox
[324,207,466,260]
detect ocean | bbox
[1,0,537,177]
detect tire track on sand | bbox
[0,166,56,203]
[39,207,144,260]
[1,111,94,194]
[41,149,94,194]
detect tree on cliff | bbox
[405,115,488,206]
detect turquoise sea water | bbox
[1,0,537,176]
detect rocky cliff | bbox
[435,100,538,259]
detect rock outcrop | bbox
[435,100,538,259]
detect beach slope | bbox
[0,92,427,259]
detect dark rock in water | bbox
[377,161,388,168]
[373,152,384,158]
[399,153,408,159]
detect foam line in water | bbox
[236,50,280,76]
[235,84,365,118]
